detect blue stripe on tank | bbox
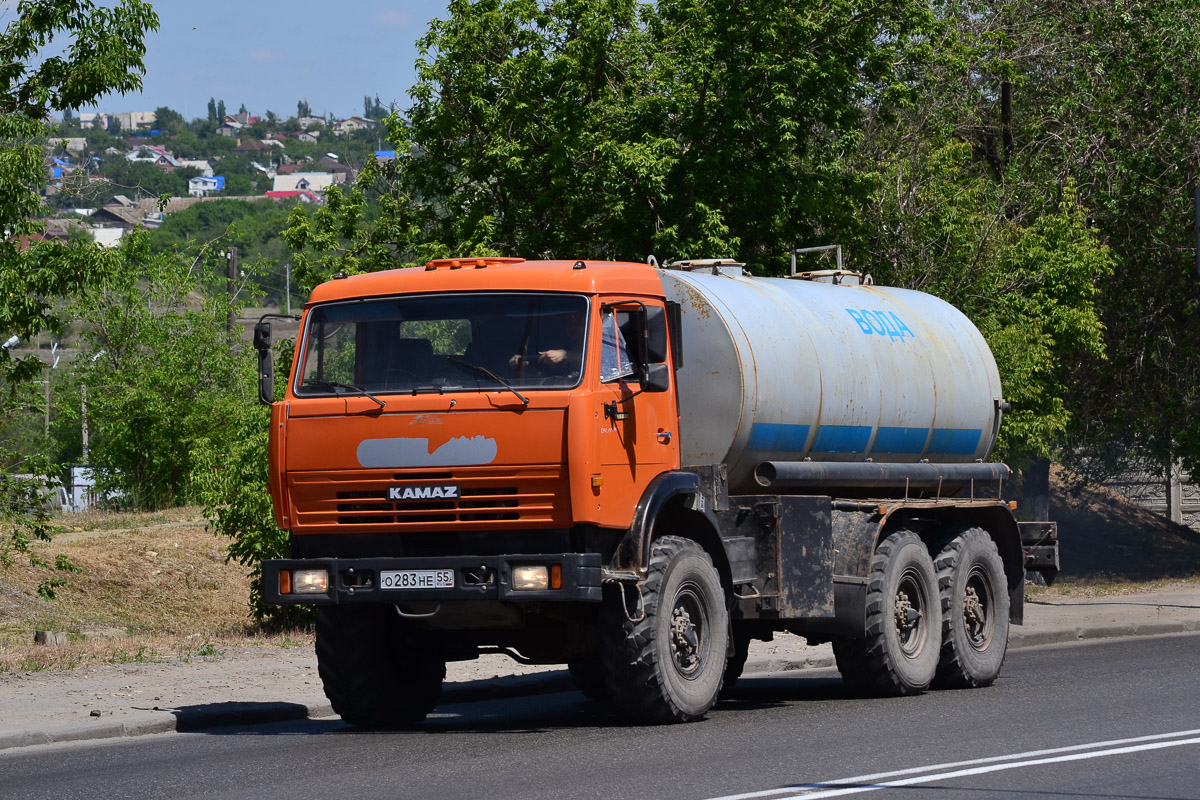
[928,428,983,455]
[872,427,929,454]
[748,423,811,452]
[812,425,873,453]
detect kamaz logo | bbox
[388,485,460,501]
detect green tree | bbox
[862,0,1200,485]
[297,99,311,118]
[287,0,936,288]
[859,138,1112,464]
[153,105,185,133]
[72,233,259,510]
[146,199,296,303]
[363,94,387,120]
[1,0,158,567]
[99,157,188,200]
[207,97,217,122]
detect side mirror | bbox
[257,349,275,405]
[643,362,670,393]
[644,305,669,364]
[253,320,272,351]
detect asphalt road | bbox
[2,634,1198,800]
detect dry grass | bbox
[0,506,310,673]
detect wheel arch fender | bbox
[614,471,731,593]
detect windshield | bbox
[295,293,589,395]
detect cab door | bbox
[586,299,679,527]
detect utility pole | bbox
[285,261,291,316]
[43,364,50,438]
[225,246,238,333]
[43,346,59,439]
[81,385,89,463]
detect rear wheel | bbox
[601,536,729,723]
[315,604,446,727]
[933,528,1010,688]
[833,530,941,695]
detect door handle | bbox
[657,431,673,443]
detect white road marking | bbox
[705,728,1200,800]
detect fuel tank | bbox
[657,265,1004,494]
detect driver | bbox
[509,308,586,376]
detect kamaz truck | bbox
[255,256,1059,724]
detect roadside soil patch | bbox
[1048,466,1200,586]
[0,507,300,673]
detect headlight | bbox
[511,565,549,591]
[283,568,330,595]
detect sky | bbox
[5,1,451,120]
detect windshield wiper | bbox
[447,358,529,405]
[304,380,387,409]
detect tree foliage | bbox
[1,0,158,566]
[855,0,1200,474]
[287,0,937,287]
[69,235,258,510]
[285,0,1113,468]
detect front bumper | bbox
[262,553,603,605]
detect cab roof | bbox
[306,258,666,306]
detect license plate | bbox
[380,569,455,590]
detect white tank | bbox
[657,265,1004,494]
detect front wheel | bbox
[833,530,941,696]
[933,528,1010,688]
[315,605,446,727]
[601,536,730,723]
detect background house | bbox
[272,172,335,195]
[188,176,226,196]
[125,145,181,172]
[333,116,375,136]
[265,190,321,204]
[235,139,272,157]
[179,159,214,177]
[317,155,354,183]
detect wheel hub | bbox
[671,605,700,672]
[895,591,922,632]
[894,572,927,657]
[962,572,993,651]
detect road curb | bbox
[1009,620,1199,648]
[2,620,1196,750]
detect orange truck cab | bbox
[254,256,1058,726]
